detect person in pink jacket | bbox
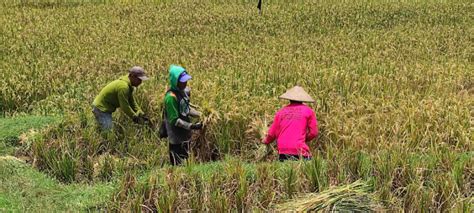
[263,86,318,161]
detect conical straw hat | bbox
[279,86,315,103]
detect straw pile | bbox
[276,180,383,212]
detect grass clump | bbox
[0,116,59,156]
[0,156,114,212]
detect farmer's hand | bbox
[261,136,270,144]
[141,115,150,123]
[133,115,150,125]
[132,116,140,124]
[190,108,201,117]
[190,122,203,130]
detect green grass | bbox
[0,156,114,212]
[0,116,59,155]
[0,116,59,140]
[0,116,114,211]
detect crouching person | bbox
[263,86,319,161]
[92,66,150,131]
[164,65,202,166]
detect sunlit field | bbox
[1,0,472,211]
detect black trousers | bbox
[169,142,190,166]
[279,154,312,162]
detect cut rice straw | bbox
[276,180,383,212]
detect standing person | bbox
[163,65,202,166]
[263,86,318,161]
[92,66,149,131]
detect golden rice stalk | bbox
[276,180,383,212]
[245,116,277,161]
[190,106,221,162]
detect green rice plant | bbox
[236,169,250,211]
[343,150,374,182]
[44,149,77,183]
[452,197,473,213]
[187,174,205,212]
[81,155,94,182]
[97,154,115,182]
[430,174,457,212]
[356,151,373,181]
[254,163,278,209]
[209,190,229,212]
[372,150,399,202]
[283,165,297,199]
[403,181,435,212]
[451,152,472,197]
[304,154,328,192]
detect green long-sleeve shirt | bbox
[93,75,144,118]
[164,91,180,125]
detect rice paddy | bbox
[1,0,472,211]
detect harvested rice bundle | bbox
[276,180,383,212]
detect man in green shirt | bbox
[92,66,149,130]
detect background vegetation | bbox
[1,0,472,211]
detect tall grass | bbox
[1,0,472,211]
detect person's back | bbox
[93,77,129,113]
[91,66,149,131]
[266,103,317,157]
[263,86,318,161]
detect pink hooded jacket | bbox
[264,103,318,157]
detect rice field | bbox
[1,0,473,211]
